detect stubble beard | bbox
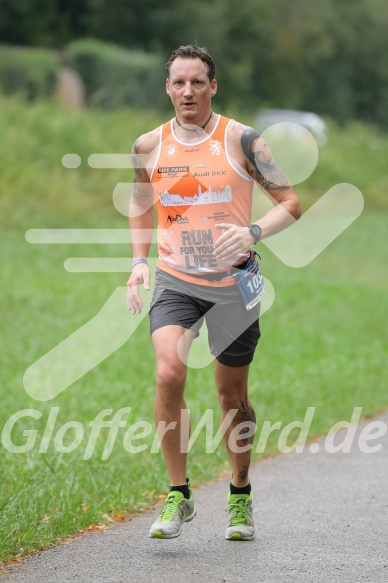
[179,104,199,122]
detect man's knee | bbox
[217,388,246,411]
[156,361,186,394]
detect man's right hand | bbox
[126,264,151,314]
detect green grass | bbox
[0,96,387,562]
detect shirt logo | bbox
[158,166,189,174]
[165,145,178,158]
[159,184,232,206]
[166,214,189,224]
[209,140,222,155]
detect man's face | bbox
[166,57,217,122]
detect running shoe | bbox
[149,490,195,539]
[225,493,255,541]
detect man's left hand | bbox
[213,223,254,264]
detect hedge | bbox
[0,45,59,100]
[65,39,166,110]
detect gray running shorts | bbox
[149,268,261,367]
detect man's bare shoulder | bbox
[132,127,161,155]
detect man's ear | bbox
[210,79,217,97]
[166,78,171,96]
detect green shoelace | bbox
[159,494,183,521]
[227,497,250,525]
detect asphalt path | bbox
[2,413,388,582]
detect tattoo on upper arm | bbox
[132,183,153,200]
[241,128,290,191]
[132,139,142,182]
[131,139,153,200]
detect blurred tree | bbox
[0,0,89,46]
[0,0,386,125]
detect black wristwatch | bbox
[248,223,262,244]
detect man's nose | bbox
[183,82,194,96]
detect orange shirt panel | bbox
[151,115,254,286]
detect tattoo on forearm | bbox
[241,128,290,191]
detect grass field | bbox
[0,97,387,562]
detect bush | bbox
[0,45,59,100]
[65,39,166,110]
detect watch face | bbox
[250,224,262,241]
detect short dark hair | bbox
[165,45,216,81]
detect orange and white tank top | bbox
[150,114,254,287]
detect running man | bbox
[126,45,301,540]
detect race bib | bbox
[234,256,265,310]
